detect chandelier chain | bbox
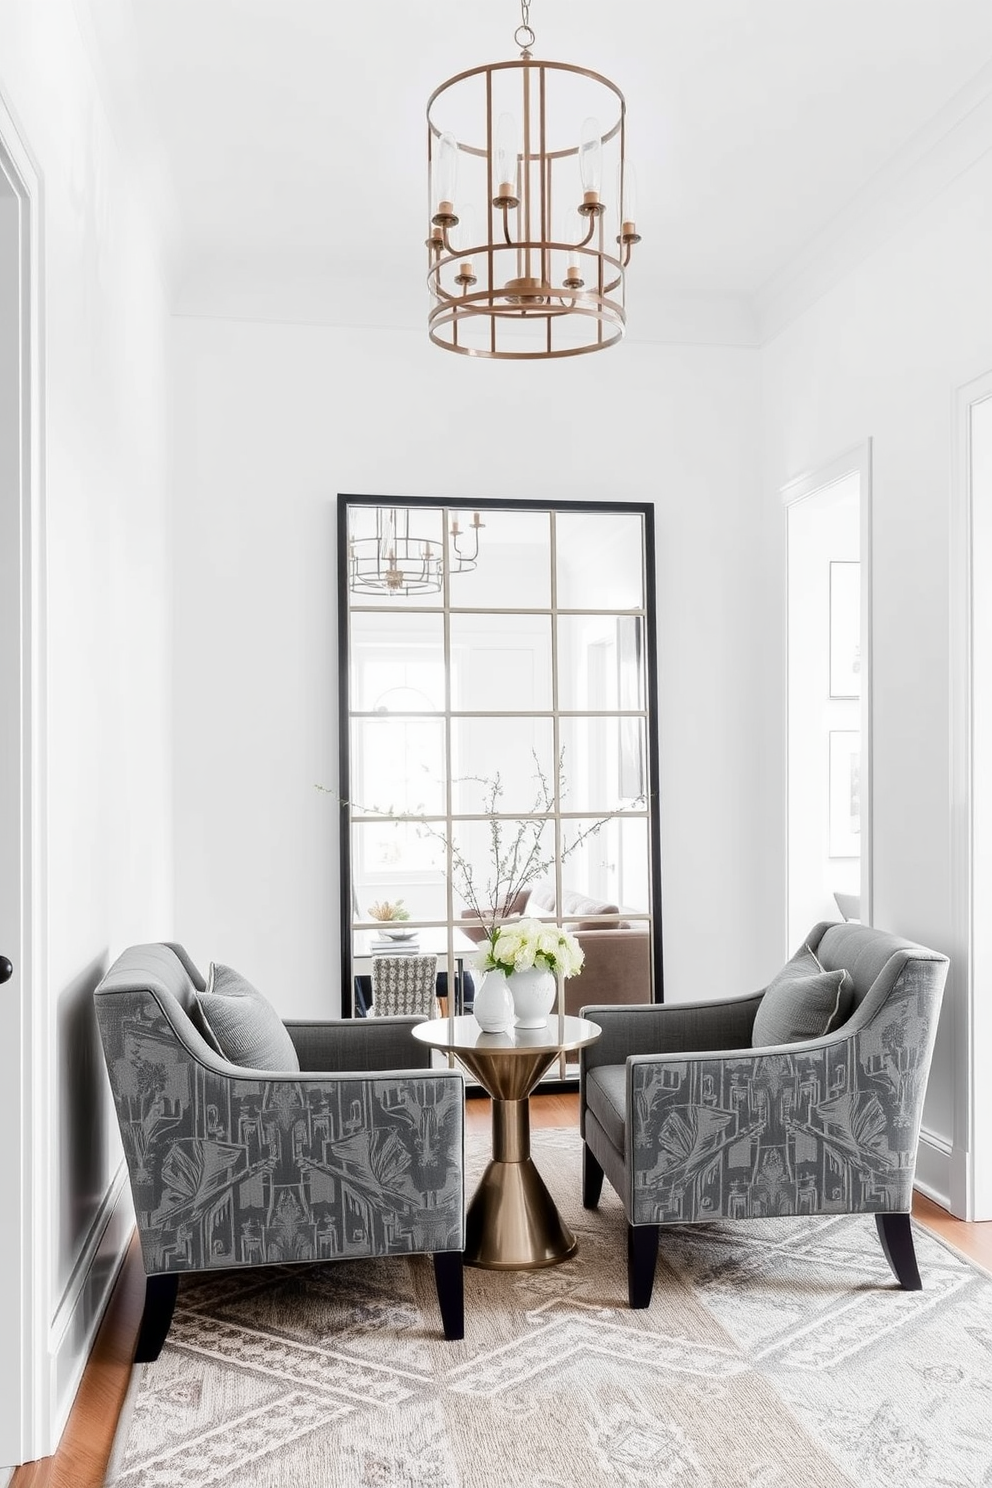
[514,0,536,53]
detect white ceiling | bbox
[77,0,992,342]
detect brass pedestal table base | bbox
[465,1093,576,1268]
[411,1014,602,1270]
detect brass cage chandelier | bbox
[348,506,485,597]
[427,0,641,360]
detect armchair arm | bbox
[622,958,946,1225]
[580,994,763,1073]
[96,988,465,1275]
[284,1016,432,1072]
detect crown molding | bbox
[755,61,992,344]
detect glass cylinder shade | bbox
[455,203,478,260]
[579,116,603,195]
[427,58,628,359]
[494,112,519,197]
[434,132,459,214]
[620,161,638,230]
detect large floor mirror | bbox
[336,496,663,1066]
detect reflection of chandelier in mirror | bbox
[427,0,640,360]
[348,507,485,596]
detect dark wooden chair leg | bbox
[134,1274,180,1362]
[433,1252,464,1341]
[627,1223,659,1309]
[583,1143,605,1209]
[875,1213,922,1291]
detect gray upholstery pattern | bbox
[630,963,937,1222]
[198,962,301,1072]
[581,924,948,1229]
[95,945,465,1277]
[371,955,439,1018]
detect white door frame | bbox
[0,91,49,1465]
[950,368,992,1222]
[780,441,874,952]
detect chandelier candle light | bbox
[427,0,641,358]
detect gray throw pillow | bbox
[197,962,300,1071]
[752,944,854,1048]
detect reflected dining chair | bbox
[371,954,439,1018]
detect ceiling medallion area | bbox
[427,0,641,360]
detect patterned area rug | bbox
[107,1128,992,1488]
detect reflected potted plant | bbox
[366,898,415,941]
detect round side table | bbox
[411,1013,601,1269]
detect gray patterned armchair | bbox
[580,921,949,1308]
[95,943,465,1360]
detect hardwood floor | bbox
[14,1092,991,1486]
[913,1191,992,1271]
[11,1235,147,1488]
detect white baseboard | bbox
[914,1126,954,1212]
[47,1165,135,1443]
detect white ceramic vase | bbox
[473,968,514,1033]
[507,967,557,1028]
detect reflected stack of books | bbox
[370,933,420,955]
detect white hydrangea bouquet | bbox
[475,917,584,980]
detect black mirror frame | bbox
[336,493,664,1020]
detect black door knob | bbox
[0,957,11,985]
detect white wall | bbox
[762,147,992,1213]
[971,387,992,1219]
[171,322,779,1014]
[0,0,173,1453]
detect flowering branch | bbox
[317,749,640,950]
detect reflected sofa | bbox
[462,879,653,1014]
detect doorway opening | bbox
[0,107,45,1467]
[783,447,872,951]
[952,372,992,1220]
